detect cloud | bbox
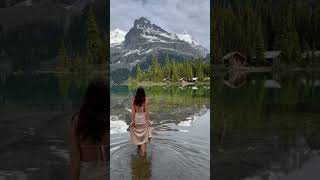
[111,0,210,49]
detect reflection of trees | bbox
[128,85,210,112]
[223,70,248,88]
[56,72,107,99]
[112,85,210,127]
[0,73,107,108]
[213,72,320,179]
[131,155,152,180]
[214,72,320,144]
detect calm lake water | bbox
[213,70,320,180]
[3,70,319,180]
[0,74,102,180]
[0,74,210,180]
[110,85,210,180]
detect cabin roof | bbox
[222,52,247,61]
[252,51,283,59]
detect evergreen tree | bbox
[255,18,265,66]
[212,0,319,66]
[57,40,70,72]
[136,64,142,82]
[86,6,103,64]
[73,53,82,73]
[171,60,179,82]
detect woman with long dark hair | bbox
[130,86,153,156]
[70,80,109,180]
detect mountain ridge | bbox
[110,17,208,74]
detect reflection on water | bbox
[0,73,107,180]
[213,71,320,180]
[131,154,152,180]
[110,85,210,180]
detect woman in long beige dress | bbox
[70,81,109,180]
[130,86,152,156]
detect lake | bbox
[3,70,318,180]
[0,74,210,180]
[0,74,102,179]
[213,70,320,180]
[110,85,210,180]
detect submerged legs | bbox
[137,145,141,153]
[139,143,148,156]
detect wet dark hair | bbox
[73,80,109,142]
[134,86,146,107]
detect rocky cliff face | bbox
[110,17,209,72]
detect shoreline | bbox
[124,81,210,86]
[212,66,320,72]
[9,70,108,76]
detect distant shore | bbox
[213,65,320,72]
[10,69,108,76]
[123,81,210,86]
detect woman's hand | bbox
[148,120,153,126]
[130,121,135,128]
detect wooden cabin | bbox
[222,52,247,68]
[179,78,187,84]
[163,77,172,82]
[252,51,284,66]
[192,77,198,83]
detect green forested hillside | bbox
[212,0,320,65]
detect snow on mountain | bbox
[176,32,199,46]
[110,17,208,74]
[110,28,126,46]
[111,22,202,49]
[137,24,177,42]
[136,21,200,46]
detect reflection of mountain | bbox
[110,85,210,131]
[110,17,208,74]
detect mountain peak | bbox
[120,17,208,55]
[134,17,152,27]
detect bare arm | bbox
[145,97,150,122]
[70,117,80,180]
[131,99,136,126]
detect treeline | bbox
[57,6,108,73]
[129,55,210,83]
[212,0,320,65]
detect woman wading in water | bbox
[70,81,109,180]
[130,87,153,156]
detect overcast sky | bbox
[110,0,210,49]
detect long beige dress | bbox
[130,112,153,145]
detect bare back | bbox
[132,97,149,123]
[70,115,108,162]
